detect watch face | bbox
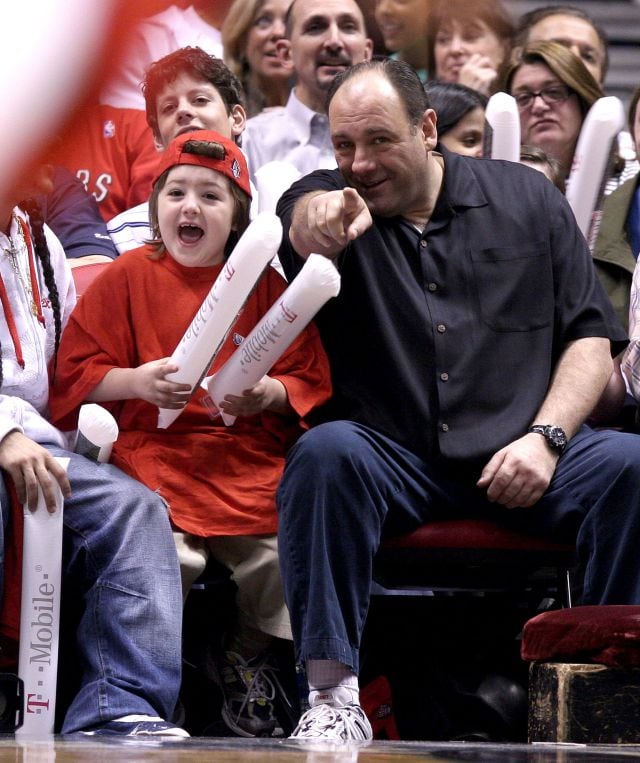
[547,426,567,449]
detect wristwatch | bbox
[527,424,567,455]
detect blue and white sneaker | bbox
[80,714,190,737]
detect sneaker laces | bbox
[291,703,371,740]
[225,652,278,722]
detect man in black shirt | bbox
[275,58,640,742]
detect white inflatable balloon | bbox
[485,92,520,163]
[254,161,302,215]
[157,213,283,429]
[566,96,625,243]
[17,457,68,738]
[202,254,340,425]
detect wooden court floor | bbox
[5,737,640,763]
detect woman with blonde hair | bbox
[499,40,603,182]
[222,0,293,117]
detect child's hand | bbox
[132,358,192,409]
[219,376,290,418]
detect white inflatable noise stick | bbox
[202,254,340,425]
[566,96,625,242]
[485,92,520,163]
[157,213,282,429]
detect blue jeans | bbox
[0,446,183,733]
[276,421,640,675]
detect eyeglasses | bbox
[513,84,573,111]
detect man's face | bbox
[329,72,437,222]
[285,0,373,112]
[154,72,246,149]
[526,15,605,84]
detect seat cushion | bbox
[522,605,640,667]
[381,518,573,551]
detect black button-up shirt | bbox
[277,148,626,465]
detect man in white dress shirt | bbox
[241,0,373,186]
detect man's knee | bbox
[284,421,371,476]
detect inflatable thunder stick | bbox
[254,161,302,215]
[75,403,118,463]
[157,213,283,429]
[485,92,520,163]
[566,96,625,241]
[17,457,68,738]
[203,254,341,425]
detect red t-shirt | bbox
[52,104,160,222]
[50,247,332,536]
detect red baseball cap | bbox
[153,129,251,197]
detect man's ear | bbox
[363,38,374,62]
[422,108,438,150]
[276,38,292,67]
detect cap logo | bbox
[231,158,241,179]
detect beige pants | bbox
[173,531,292,641]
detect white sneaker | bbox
[290,703,372,741]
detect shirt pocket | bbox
[470,242,553,332]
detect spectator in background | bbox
[100,1,233,110]
[513,4,638,192]
[373,0,431,81]
[500,41,634,331]
[514,5,608,87]
[50,104,160,223]
[500,41,601,192]
[426,0,514,96]
[39,166,119,267]
[519,144,565,192]
[241,0,373,185]
[222,0,293,117]
[426,81,487,157]
[605,88,640,384]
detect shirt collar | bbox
[285,89,326,145]
[440,147,488,207]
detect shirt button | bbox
[440,372,449,381]
[440,423,449,432]
[437,324,446,333]
[428,283,437,292]
[420,240,428,248]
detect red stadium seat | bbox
[70,261,110,298]
[374,518,576,603]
